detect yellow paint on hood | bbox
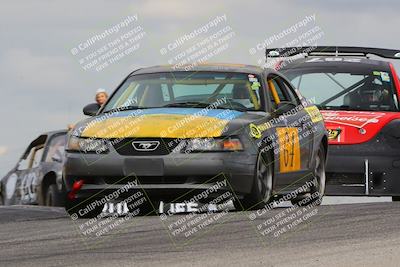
[81,114,229,138]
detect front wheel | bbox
[45,184,64,207]
[291,143,326,207]
[234,149,274,211]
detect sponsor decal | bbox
[159,202,203,214]
[381,71,390,82]
[304,106,323,123]
[373,71,381,76]
[321,111,385,129]
[373,70,391,82]
[327,128,341,141]
[249,123,262,139]
[249,122,273,139]
[305,57,361,63]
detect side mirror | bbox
[274,101,297,116]
[83,103,100,116]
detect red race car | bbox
[266,46,400,201]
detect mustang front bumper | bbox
[63,149,257,202]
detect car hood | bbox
[321,110,400,145]
[77,108,248,139]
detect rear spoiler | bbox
[266,46,400,59]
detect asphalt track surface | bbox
[0,200,399,267]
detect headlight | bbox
[67,136,109,153]
[183,138,243,153]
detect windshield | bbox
[283,66,399,111]
[103,72,263,112]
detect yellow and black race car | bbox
[63,64,328,218]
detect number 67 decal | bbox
[276,128,301,173]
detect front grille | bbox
[112,138,181,156]
[102,175,217,185]
[103,176,187,185]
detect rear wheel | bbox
[45,184,64,207]
[291,144,326,207]
[234,149,273,211]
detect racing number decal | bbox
[20,173,38,203]
[304,106,323,123]
[277,128,301,173]
[327,128,342,140]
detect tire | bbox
[234,149,274,211]
[65,198,103,219]
[392,196,400,202]
[45,184,65,207]
[0,183,4,205]
[291,144,326,207]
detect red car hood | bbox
[320,110,400,145]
